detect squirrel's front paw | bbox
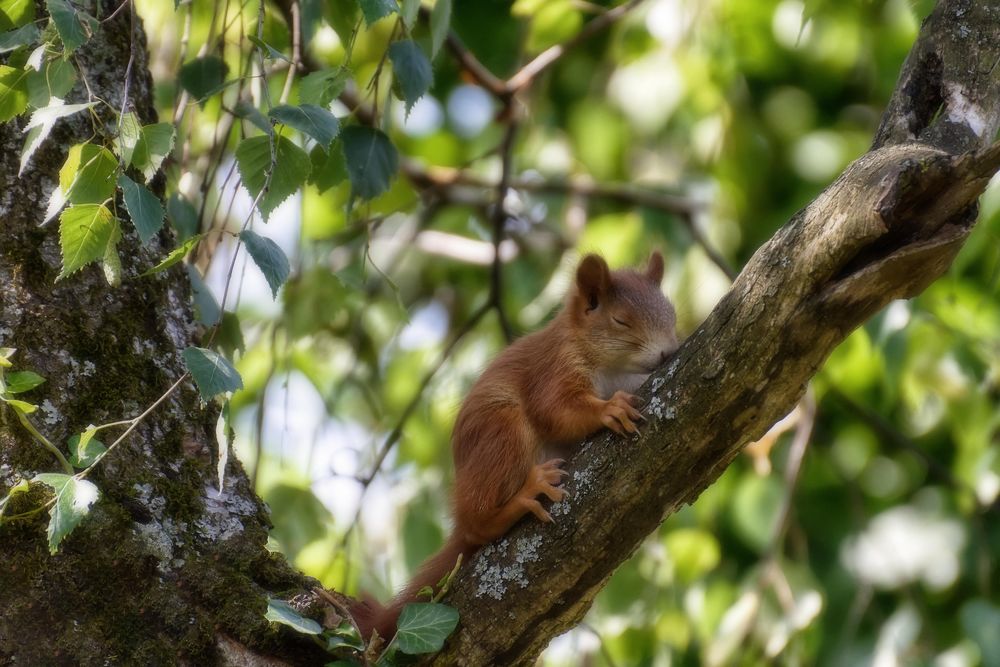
[600,391,645,435]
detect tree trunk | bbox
[0,3,325,665]
[428,0,1000,664]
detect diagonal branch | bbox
[426,0,1000,663]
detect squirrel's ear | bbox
[576,254,610,311]
[645,251,665,284]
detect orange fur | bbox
[350,252,678,640]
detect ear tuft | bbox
[576,254,611,311]
[645,251,665,284]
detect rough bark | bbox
[0,2,326,665]
[428,0,1000,664]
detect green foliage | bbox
[183,347,243,400]
[393,603,460,654]
[235,134,312,220]
[268,104,340,151]
[179,55,228,102]
[131,123,175,182]
[57,204,117,279]
[341,126,398,200]
[358,0,397,27]
[3,370,45,394]
[68,430,106,469]
[33,473,99,554]
[240,230,290,298]
[59,143,117,205]
[265,599,323,635]
[142,233,203,275]
[118,174,165,245]
[0,64,28,121]
[46,0,98,53]
[299,68,350,108]
[388,40,433,113]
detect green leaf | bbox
[118,174,165,245]
[179,55,228,102]
[309,141,347,194]
[395,603,460,654]
[132,123,175,182]
[67,429,106,469]
[247,35,290,62]
[141,233,203,276]
[166,193,199,241]
[33,473,99,554]
[26,57,77,108]
[0,64,29,122]
[265,599,322,635]
[4,398,37,414]
[268,104,340,151]
[234,100,273,135]
[20,99,96,176]
[187,265,220,326]
[341,126,398,200]
[730,475,782,553]
[0,22,38,53]
[241,230,290,298]
[298,67,349,108]
[46,0,98,53]
[400,0,420,27]
[114,111,142,167]
[102,226,122,287]
[388,40,433,113]
[59,143,118,205]
[235,134,311,221]
[58,204,117,280]
[183,347,243,400]
[429,0,451,57]
[4,370,45,394]
[358,0,397,26]
[663,528,721,583]
[0,0,34,28]
[215,311,245,358]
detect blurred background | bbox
[138,0,1000,663]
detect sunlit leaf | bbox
[132,123,175,182]
[33,473,99,554]
[358,0,397,26]
[59,143,118,205]
[4,370,45,394]
[235,134,311,221]
[68,429,106,469]
[268,104,340,151]
[0,64,29,122]
[141,233,203,276]
[265,599,322,635]
[57,204,117,280]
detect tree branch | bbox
[426,1,1000,663]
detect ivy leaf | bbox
[0,0,35,28]
[33,473,99,554]
[183,347,243,400]
[395,603,460,654]
[57,204,118,280]
[298,67,349,108]
[265,599,322,635]
[20,98,96,176]
[178,55,228,103]
[268,104,340,151]
[4,370,45,394]
[309,141,347,194]
[358,0,397,26]
[67,429,106,469]
[141,233,203,276]
[235,135,311,221]
[429,0,452,58]
[59,143,118,205]
[118,174,164,246]
[241,230,290,298]
[388,40,433,113]
[132,123,175,182]
[166,193,199,241]
[0,22,38,53]
[46,0,98,53]
[0,64,29,122]
[247,35,290,62]
[341,126,398,200]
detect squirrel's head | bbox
[569,251,679,373]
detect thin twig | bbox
[489,119,519,342]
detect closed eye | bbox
[612,317,631,329]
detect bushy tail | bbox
[349,532,472,641]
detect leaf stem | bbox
[14,410,73,474]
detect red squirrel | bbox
[350,252,679,641]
